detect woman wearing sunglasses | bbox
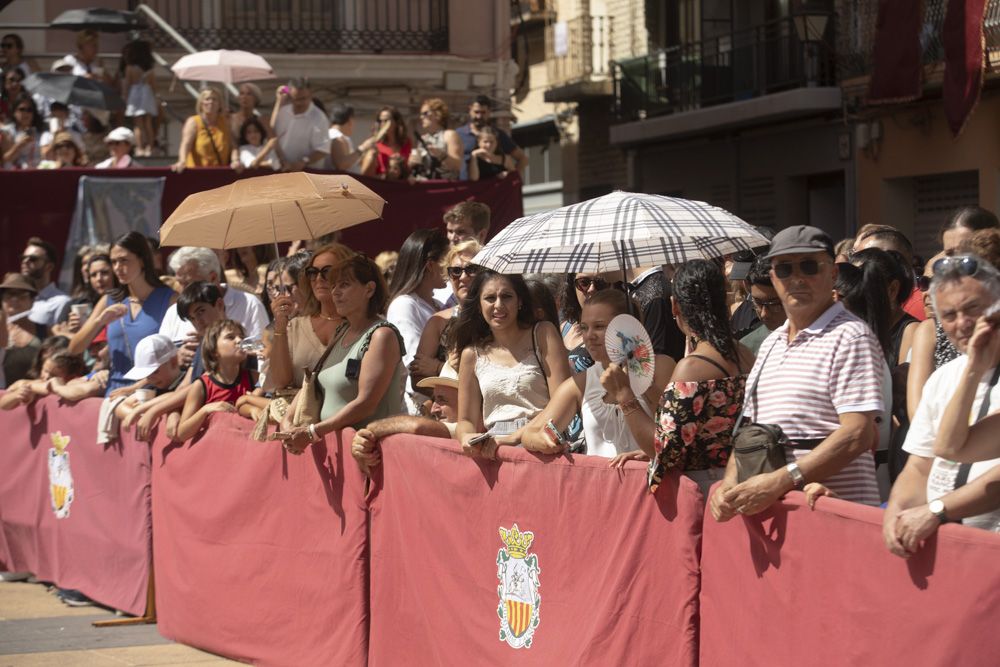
[386,229,449,414]
[409,239,481,390]
[279,254,405,455]
[560,272,621,372]
[266,243,354,391]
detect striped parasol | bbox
[473,191,770,274]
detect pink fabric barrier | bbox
[151,415,369,667]
[700,490,1000,666]
[0,396,152,616]
[367,435,704,666]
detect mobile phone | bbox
[542,420,568,448]
[729,261,752,282]
[345,358,361,381]
[468,432,493,446]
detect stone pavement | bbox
[0,581,241,666]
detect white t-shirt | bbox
[159,285,268,341]
[238,144,279,170]
[904,355,1000,531]
[273,103,329,166]
[386,293,442,415]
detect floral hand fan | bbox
[605,314,655,397]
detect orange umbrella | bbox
[159,173,385,249]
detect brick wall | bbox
[576,99,628,198]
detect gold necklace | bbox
[318,313,338,322]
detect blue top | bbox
[104,285,174,395]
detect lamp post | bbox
[793,13,829,87]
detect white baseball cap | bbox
[105,126,135,145]
[123,334,178,380]
[415,361,459,391]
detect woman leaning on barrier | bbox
[520,288,675,462]
[454,270,571,459]
[278,254,405,455]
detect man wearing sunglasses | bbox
[883,255,1000,556]
[711,225,885,521]
[20,237,71,326]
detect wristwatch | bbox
[785,462,805,489]
[928,499,949,523]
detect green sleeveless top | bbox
[317,320,405,427]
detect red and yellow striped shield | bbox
[505,599,533,638]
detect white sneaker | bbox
[0,571,32,582]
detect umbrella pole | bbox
[619,243,635,318]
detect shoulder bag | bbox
[731,340,791,483]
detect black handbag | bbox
[731,341,789,483]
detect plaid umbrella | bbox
[473,190,770,274]
[23,73,124,111]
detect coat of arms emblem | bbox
[496,524,541,648]
[47,431,74,519]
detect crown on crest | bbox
[499,524,534,558]
[49,431,70,454]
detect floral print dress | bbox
[647,370,747,493]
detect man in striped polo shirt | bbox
[710,226,885,521]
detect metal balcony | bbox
[131,0,449,54]
[613,12,836,121]
[544,15,613,102]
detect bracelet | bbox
[272,331,286,336]
[620,397,642,417]
[308,423,320,442]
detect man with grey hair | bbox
[883,253,1000,556]
[158,246,268,367]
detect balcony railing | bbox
[131,0,449,54]
[613,13,836,121]
[545,15,612,89]
[838,0,1000,81]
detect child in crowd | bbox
[0,351,87,409]
[175,319,253,441]
[468,126,514,182]
[237,117,278,170]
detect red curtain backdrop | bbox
[867,0,924,104]
[699,490,1000,666]
[367,435,703,667]
[0,168,523,277]
[151,415,369,667]
[0,396,152,616]
[943,0,990,135]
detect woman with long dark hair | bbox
[386,228,449,413]
[646,259,755,496]
[3,93,43,168]
[69,232,175,394]
[360,105,412,178]
[454,270,572,459]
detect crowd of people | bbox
[1,31,526,180]
[4,199,1000,574]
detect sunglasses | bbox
[447,265,478,279]
[771,259,827,279]
[267,283,293,297]
[420,110,434,117]
[932,254,980,277]
[751,296,783,310]
[916,275,931,292]
[304,265,335,282]
[1,43,14,49]
[21,255,43,264]
[574,276,611,292]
